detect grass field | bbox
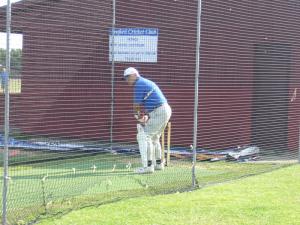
[0,150,290,224]
[35,164,300,225]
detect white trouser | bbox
[136,103,172,167]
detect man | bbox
[0,64,7,91]
[123,67,172,174]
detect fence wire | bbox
[0,0,299,224]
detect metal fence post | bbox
[110,0,116,148]
[192,0,203,188]
[2,0,11,224]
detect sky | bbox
[0,32,23,49]
[0,0,22,7]
[0,1,24,49]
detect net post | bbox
[2,1,11,224]
[109,0,116,149]
[192,0,202,188]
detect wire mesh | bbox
[0,0,299,224]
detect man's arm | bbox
[134,103,142,117]
[134,103,148,124]
[134,103,144,121]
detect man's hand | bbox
[133,104,148,124]
[135,114,149,124]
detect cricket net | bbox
[0,0,299,224]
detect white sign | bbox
[109,28,158,63]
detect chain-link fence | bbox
[0,0,299,224]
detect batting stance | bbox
[123,67,172,174]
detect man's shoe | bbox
[155,163,164,171]
[135,166,154,174]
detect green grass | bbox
[36,164,300,225]
[0,152,292,224]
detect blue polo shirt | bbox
[134,76,167,113]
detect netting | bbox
[0,0,299,224]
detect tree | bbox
[0,48,22,78]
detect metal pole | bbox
[192,0,202,188]
[110,0,116,147]
[2,0,11,224]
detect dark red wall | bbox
[1,0,113,140]
[1,0,300,152]
[198,0,300,151]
